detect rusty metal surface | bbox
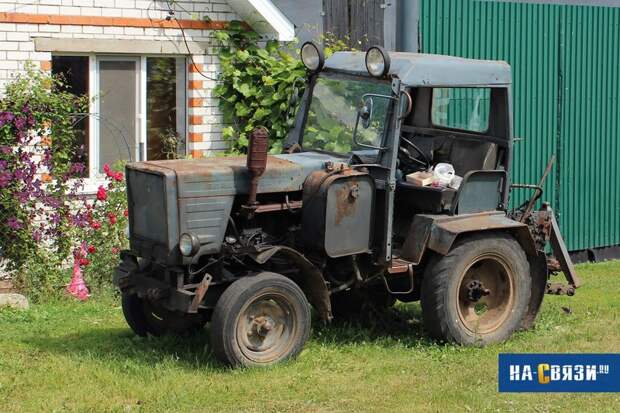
[545,205,582,289]
[245,127,269,209]
[188,273,212,313]
[251,246,332,322]
[254,200,302,214]
[302,168,375,258]
[401,211,537,263]
[129,151,342,199]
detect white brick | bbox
[61,25,83,33]
[18,42,35,51]
[74,0,94,6]
[116,0,134,8]
[6,32,30,42]
[0,42,18,51]
[15,24,38,32]
[124,27,143,36]
[94,0,115,7]
[121,8,141,18]
[59,6,80,14]
[7,51,30,61]
[38,25,61,33]
[103,26,123,35]
[0,60,18,70]
[38,5,60,14]
[0,23,16,31]
[80,7,101,15]
[29,52,51,60]
[100,7,121,17]
[82,26,103,34]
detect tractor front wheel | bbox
[421,233,531,345]
[210,272,311,367]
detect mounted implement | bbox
[114,43,579,367]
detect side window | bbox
[431,88,491,133]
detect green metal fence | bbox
[420,0,620,251]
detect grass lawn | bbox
[1,261,619,412]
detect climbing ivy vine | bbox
[214,21,306,154]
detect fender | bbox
[250,246,332,322]
[401,211,537,264]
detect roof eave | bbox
[227,0,295,41]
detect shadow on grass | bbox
[313,302,438,348]
[24,326,228,371]
[22,303,438,370]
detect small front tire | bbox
[210,272,311,367]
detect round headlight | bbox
[300,41,324,72]
[179,232,200,257]
[365,46,391,77]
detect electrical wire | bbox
[164,1,220,82]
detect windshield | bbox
[302,75,392,154]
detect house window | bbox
[51,56,89,166]
[51,55,187,177]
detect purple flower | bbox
[69,162,86,175]
[0,146,11,155]
[0,111,14,126]
[32,231,42,242]
[7,217,22,230]
[0,160,7,171]
[0,171,11,188]
[14,117,26,130]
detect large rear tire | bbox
[421,233,531,345]
[210,272,311,367]
[121,293,207,337]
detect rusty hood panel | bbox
[127,152,344,198]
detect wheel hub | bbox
[466,280,491,302]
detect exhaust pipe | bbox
[243,127,269,217]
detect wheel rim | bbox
[456,253,515,335]
[236,292,297,364]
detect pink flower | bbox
[112,247,120,254]
[87,245,96,254]
[103,164,110,174]
[123,209,128,217]
[113,172,123,182]
[96,186,107,201]
[91,221,101,230]
[79,257,90,266]
[108,214,117,225]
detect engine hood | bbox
[128,152,345,198]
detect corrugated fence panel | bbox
[560,6,620,250]
[420,0,561,217]
[420,0,620,251]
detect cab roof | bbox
[324,51,511,87]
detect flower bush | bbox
[0,68,127,300]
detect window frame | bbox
[430,87,492,135]
[51,53,188,181]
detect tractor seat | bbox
[395,181,457,214]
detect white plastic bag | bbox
[432,163,455,188]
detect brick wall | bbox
[0,0,239,156]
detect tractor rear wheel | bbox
[421,233,531,345]
[210,272,311,367]
[121,293,207,337]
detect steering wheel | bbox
[398,135,432,173]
